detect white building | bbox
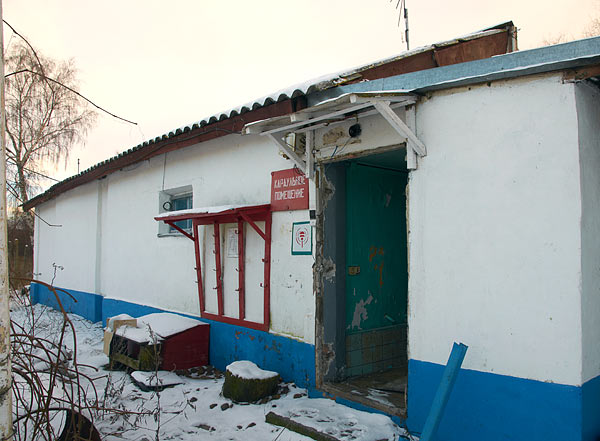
[25,24,600,441]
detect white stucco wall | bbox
[270,210,315,342]
[33,71,593,367]
[576,80,600,384]
[408,74,584,386]
[35,181,100,293]
[34,133,316,343]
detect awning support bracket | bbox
[267,134,306,174]
[239,212,266,241]
[372,100,427,158]
[164,221,195,241]
[405,104,418,170]
[155,205,272,333]
[249,92,426,174]
[266,132,314,179]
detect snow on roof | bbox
[26,23,600,211]
[175,23,513,133]
[114,313,206,344]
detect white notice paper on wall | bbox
[227,227,239,258]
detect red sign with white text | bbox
[271,168,309,211]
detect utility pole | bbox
[0,0,14,438]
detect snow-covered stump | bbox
[222,361,280,403]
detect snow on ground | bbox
[10,303,408,441]
[271,398,403,441]
[130,371,184,389]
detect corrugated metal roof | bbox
[307,34,600,107]
[175,22,514,132]
[22,22,526,210]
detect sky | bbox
[3,0,599,188]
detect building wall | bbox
[409,73,582,384]
[31,68,599,440]
[100,154,200,316]
[35,182,100,293]
[406,74,586,440]
[575,80,600,441]
[32,132,317,386]
[305,74,594,440]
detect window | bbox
[168,194,192,233]
[158,185,193,236]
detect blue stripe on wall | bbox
[583,374,600,441]
[208,320,315,390]
[105,297,316,389]
[30,283,103,323]
[31,283,600,440]
[32,284,315,390]
[102,297,164,323]
[407,359,594,441]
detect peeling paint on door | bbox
[350,294,374,330]
[345,163,407,332]
[344,161,408,377]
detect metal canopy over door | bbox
[345,162,408,378]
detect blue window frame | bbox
[169,194,192,233]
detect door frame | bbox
[314,145,411,390]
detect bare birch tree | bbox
[542,14,600,46]
[0,2,14,437]
[583,17,600,37]
[4,41,96,205]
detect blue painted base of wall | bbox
[104,297,316,389]
[583,373,600,441]
[30,283,600,440]
[407,359,600,441]
[30,283,103,323]
[31,283,315,390]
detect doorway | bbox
[318,149,409,416]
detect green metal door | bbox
[345,162,408,376]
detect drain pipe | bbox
[419,342,468,441]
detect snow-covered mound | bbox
[226,360,279,380]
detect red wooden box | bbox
[160,322,210,370]
[109,313,210,371]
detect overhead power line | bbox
[5,181,61,227]
[5,158,60,182]
[3,19,138,125]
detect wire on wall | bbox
[161,152,167,191]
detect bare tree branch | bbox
[3,19,49,85]
[5,68,137,125]
[3,20,137,125]
[3,41,99,203]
